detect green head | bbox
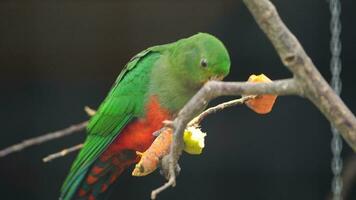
[169,33,231,87]
[149,33,231,112]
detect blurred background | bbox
[0,0,355,199]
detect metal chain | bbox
[329,0,343,199]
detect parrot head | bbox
[169,32,231,86]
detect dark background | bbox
[0,0,355,199]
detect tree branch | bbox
[243,0,356,150]
[0,107,95,158]
[38,96,253,164]
[0,121,87,158]
[42,144,84,163]
[188,95,256,126]
[152,0,356,198]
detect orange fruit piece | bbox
[132,128,173,177]
[245,74,277,114]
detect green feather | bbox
[60,49,161,200]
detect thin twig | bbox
[188,95,256,126]
[0,121,88,158]
[151,176,176,200]
[42,144,83,162]
[0,106,96,158]
[84,106,97,117]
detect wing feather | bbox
[60,49,161,200]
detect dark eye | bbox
[200,58,208,68]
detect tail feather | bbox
[61,158,129,200]
[61,149,138,200]
[76,163,125,200]
[60,167,89,200]
[60,158,111,200]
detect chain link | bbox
[328,0,343,199]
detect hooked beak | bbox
[209,75,225,81]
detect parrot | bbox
[60,32,231,200]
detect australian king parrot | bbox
[60,33,231,200]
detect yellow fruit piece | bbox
[183,126,206,155]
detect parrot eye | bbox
[200,58,208,68]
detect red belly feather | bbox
[100,96,171,160]
[79,96,171,198]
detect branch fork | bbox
[150,0,356,198]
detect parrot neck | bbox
[148,54,201,115]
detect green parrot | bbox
[60,33,231,200]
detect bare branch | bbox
[243,0,356,150]
[149,96,253,197]
[43,96,252,165]
[0,106,96,158]
[188,95,256,126]
[152,79,299,198]
[0,121,88,158]
[152,0,356,198]
[42,144,83,162]
[84,106,96,117]
[151,176,176,200]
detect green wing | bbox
[60,49,161,200]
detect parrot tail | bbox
[76,160,125,200]
[60,150,138,200]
